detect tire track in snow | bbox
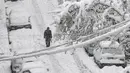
[75,48,102,73]
[49,55,66,73]
[28,0,67,73]
[73,51,92,73]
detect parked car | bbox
[6,1,32,31]
[21,61,45,73]
[11,59,46,73]
[93,41,127,68]
[84,43,97,56]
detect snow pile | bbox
[101,66,123,73]
[37,55,57,73]
[23,61,44,69]
[54,52,80,73]
[76,48,102,73]
[120,66,130,73]
[22,60,54,73]
[45,42,80,73]
[0,61,11,73]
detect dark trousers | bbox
[45,38,51,47]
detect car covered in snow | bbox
[84,43,97,56]
[93,41,127,68]
[11,59,48,73]
[6,1,32,31]
[5,1,35,52]
[21,61,47,73]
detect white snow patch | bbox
[76,48,102,73]
[101,66,123,73]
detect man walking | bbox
[44,27,52,47]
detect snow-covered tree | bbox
[52,0,127,41]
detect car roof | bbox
[99,41,119,48]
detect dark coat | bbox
[44,29,52,39]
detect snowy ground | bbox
[16,0,130,73]
[7,0,82,73]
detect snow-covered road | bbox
[25,0,130,73]
[3,0,130,73]
[14,0,81,73]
